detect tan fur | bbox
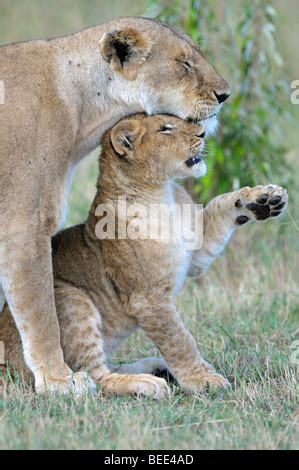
[0,114,287,398]
[0,17,230,393]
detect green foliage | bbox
[145,0,292,203]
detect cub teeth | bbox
[185,156,202,167]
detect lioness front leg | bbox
[190,185,288,276]
[131,299,229,393]
[0,231,92,394]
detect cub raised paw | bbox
[234,185,288,225]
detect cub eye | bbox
[199,131,205,138]
[158,124,173,134]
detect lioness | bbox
[0,17,231,394]
[0,114,288,398]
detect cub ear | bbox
[110,119,146,157]
[99,28,152,77]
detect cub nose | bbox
[214,91,231,104]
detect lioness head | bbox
[102,113,206,185]
[99,17,230,135]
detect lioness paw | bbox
[35,371,96,395]
[235,185,288,225]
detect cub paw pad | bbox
[269,196,281,205]
[245,189,287,221]
[256,194,269,204]
[246,202,271,220]
[236,215,250,225]
[235,186,287,223]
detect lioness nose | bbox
[195,131,205,138]
[214,91,231,104]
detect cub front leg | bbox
[190,184,288,276]
[131,298,229,393]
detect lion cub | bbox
[0,114,288,398]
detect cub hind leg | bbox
[54,282,170,399]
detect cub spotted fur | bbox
[0,114,288,398]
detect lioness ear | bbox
[99,28,151,77]
[110,119,146,157]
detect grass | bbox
[1,217,298,449]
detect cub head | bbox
[102,113,206,185]
[99,17,230,135]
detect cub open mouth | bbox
[185,156,202,167]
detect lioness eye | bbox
[178,59,192,69]
[158,124,173,134]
